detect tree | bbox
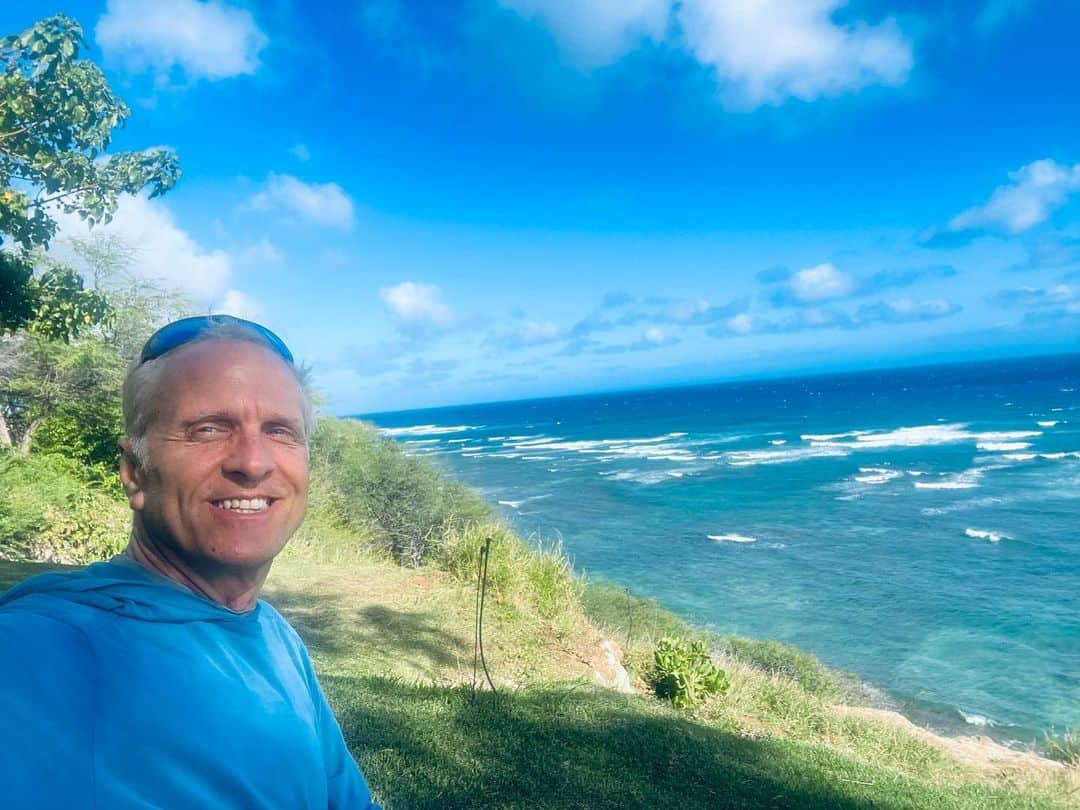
[0,14,181,339]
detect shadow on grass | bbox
[264,586,466,673]
[327,675,903,810]
[0,559,76,593]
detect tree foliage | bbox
[0,14,181,338]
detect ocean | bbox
[360,353,1080,744]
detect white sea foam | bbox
[448,438,470,444]
[380,424,480,437]
[1002,453,1037,461]
[965,528,1008,542]
[801,430,873,441]
[1037,420,1059,428]
[403,439,440,445]
[724,445,849,466]
[708,533,757,543]
[497,494,553,510]
[770,439,787,445]
[975,441,1031,452]
[854,467,904,484]
[603,470,676,485]
[960,711,995,727]
[914,469,983,490]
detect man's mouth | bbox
[211,497,273,514]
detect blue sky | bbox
[7,0,1080,413]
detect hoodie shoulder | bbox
[0,604,98,803]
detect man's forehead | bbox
[156,340,304,419]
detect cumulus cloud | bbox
[95,0,267,82]
[944,159,1080,237]
[500,0,912,106]
[789,262,853,302]
[498,0,670,67]
[765,263,956,306]
[53,193,232,301]
[245,174,356,230]
[214,289,264,321]
[379,282,457,332]
[677,0,912,107]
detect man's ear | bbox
[118,439,146,511]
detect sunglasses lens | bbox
[139,316,294,365]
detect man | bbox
[0,316,378,808]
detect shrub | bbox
[32,394,124,489]
[0,450,128,563]
[310,418,492,565]
[1045,729,1080,767]
[652,636,730,708]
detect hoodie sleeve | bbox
[0,608,97,808]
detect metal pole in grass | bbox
[472,535,498,698]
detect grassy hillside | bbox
[1,417,1077,808]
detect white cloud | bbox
[948,159,1080,236]
[499,0,670,67]
[236,238,283,266]
[643,326,666,344]
[726,312,754,334]
[790,262,854,302]
[245,174,356,230]
[500,0,911,106]
[214,289,264,321]
[53,193,232,301]
[379,282,456,331]
[678,0,912,107]
[95,0,268,82]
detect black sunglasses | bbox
[139,315,295,365]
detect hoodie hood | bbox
[0,557,256,623]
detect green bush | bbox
[0,450,128,563]
[310,418,491,566]
[652,636,730,708]
[1044,728,1080,767]
[31,394,124,489]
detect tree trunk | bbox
[0,410,11,447]
[17,416,43,454]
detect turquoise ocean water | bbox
[361,354,1080,743]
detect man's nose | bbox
[223,430,275,482]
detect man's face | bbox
[121,340,309,577]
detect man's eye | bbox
[269,427,297,439]
[194,424,224,435]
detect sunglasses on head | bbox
[139,315,295,365]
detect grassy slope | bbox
[261,551,1077,809]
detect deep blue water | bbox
[360,354,1080,742]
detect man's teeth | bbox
[215,498,270,512]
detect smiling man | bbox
[0,316,378,809]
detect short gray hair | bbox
[122,321,316,466]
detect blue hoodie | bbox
[0,557,378,809]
